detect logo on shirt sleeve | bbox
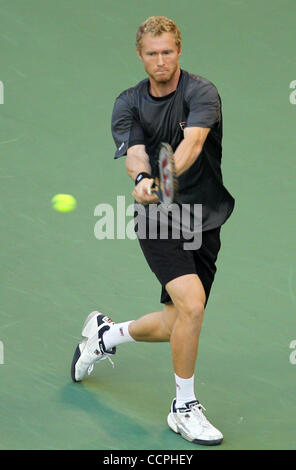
[179,121,186,130]
[118,142,125,151]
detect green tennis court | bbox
[0,0,295,450]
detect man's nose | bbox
[157,54,164,66]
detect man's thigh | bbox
[161,273,206,334]
[165,273,206,312]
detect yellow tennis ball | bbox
[51,194,77,213]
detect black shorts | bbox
[137,226,222,307]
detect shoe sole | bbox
[167,413,223,446]
[71,343,84,382]
[71,312,100,383]
[71,312,114,383]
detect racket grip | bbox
[148,178,157,195]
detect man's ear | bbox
[136,48,143,61]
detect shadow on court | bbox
[59,376,221,450]
[59,381,149,449]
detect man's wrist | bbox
[135,172,153,186]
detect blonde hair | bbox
[136,16,182,51]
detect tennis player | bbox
[71,16,235,446]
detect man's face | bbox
[137,32,181,83]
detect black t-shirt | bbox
[111,69,235,231]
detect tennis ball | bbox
[51,194,77,213]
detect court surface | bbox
[0,0,295,450]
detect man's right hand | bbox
[132,178,159,205]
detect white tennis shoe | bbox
[167,398,223,446]
[71,311,116,382]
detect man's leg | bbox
[103,272,205,407]
[100,302,177,353]
[72,302,179,382]
[72,273,205,388]
[165,273,206,379]
[128,303,178,342]
[125,274,205,407]
[163,273,223,445]
[103,273,205,371]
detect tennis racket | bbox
[150,142,178,204]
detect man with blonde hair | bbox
[71,16,234,446]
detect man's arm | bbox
[174,127,210,176]
[126,127,209,203]
[125,144,159,205]
[125,144,151,180]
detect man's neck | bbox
[149,67,181,98]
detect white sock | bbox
[175,373,197,408]
[102,321,136,350]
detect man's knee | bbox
[177,300,205,323]
[165,274,206,322]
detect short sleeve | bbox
[111,95,145,159]
[186,81,221,129]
